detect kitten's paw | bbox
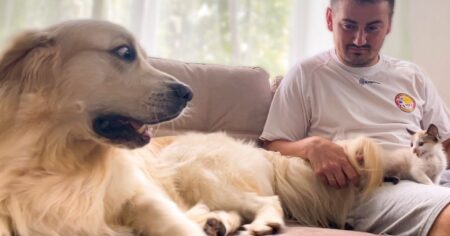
[203,217,227,236]
[383,176,400,185]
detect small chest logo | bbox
[395,93,416,113]
[359,78,381,85]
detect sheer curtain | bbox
[1,0,449,106]
[0,0,325,77]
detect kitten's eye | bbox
[410,143,413,147]
[418,142,424,146]
[112,45,136,62]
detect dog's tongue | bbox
[130,121,152,139]
[129,120,143,130]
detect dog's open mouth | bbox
[93,114,152,148]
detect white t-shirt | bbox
[260,50,450,150]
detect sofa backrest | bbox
[148,57,272,141]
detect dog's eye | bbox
[113,45,136,62]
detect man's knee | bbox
[429,204,450,236]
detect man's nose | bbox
[353,29,367,46]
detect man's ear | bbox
[326,7,334,32]
[386,18,392,35]
[0,30,53,81]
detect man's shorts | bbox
[440,170,450,187]
[347,179,450,236]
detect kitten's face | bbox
[408,124,440,158]
[410,131,437,157]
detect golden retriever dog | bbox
[156,132,384,235]
[0,20,207,236]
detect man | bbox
[260,0,450,235]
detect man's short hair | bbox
[330,0,395,17]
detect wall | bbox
[384,0,450,106]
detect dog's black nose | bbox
[170,83,193,101]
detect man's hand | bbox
[265,136,360,188]
[303,137,359,188]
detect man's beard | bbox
[344,44,375,67]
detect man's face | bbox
[326,0,392,67]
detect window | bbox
[0,0,330,77]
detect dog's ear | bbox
[0,30,55,83]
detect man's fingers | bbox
[342,162,359,186]
[318,174,328,186]
[356,153,365,166]
[325,173,339,188]
[334,169,348,188]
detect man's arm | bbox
[443,138,450,169]
[265,137,359,189]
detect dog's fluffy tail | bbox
[264,136,383,228]
[338,137,384,198]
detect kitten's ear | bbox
[406,128,416,136]
[426,124,441,139]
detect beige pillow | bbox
[148,57,272,141]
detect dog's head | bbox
[0,20,192,148]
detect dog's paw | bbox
[0,230,11,236]
[239,219,283,236]
[203,217,227,236]
[0,220,12,236]
[0,229,12,236]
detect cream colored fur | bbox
[0,20,205,236]
[0,19,385,236]
[158,132,384,234]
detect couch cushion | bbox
[148,57,272,141]
[280,225,375,236]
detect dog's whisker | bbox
[362,169,384,172]
[153,123,161,137]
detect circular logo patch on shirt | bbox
[394,93,416,113]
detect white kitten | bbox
[383,124,448,185]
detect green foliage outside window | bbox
[0,0,293,77]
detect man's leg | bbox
[431,170,450,235]
[439,170,450,187]
[347,181,450,236]
[429,204,450,236]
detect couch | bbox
[148,57,376,236]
